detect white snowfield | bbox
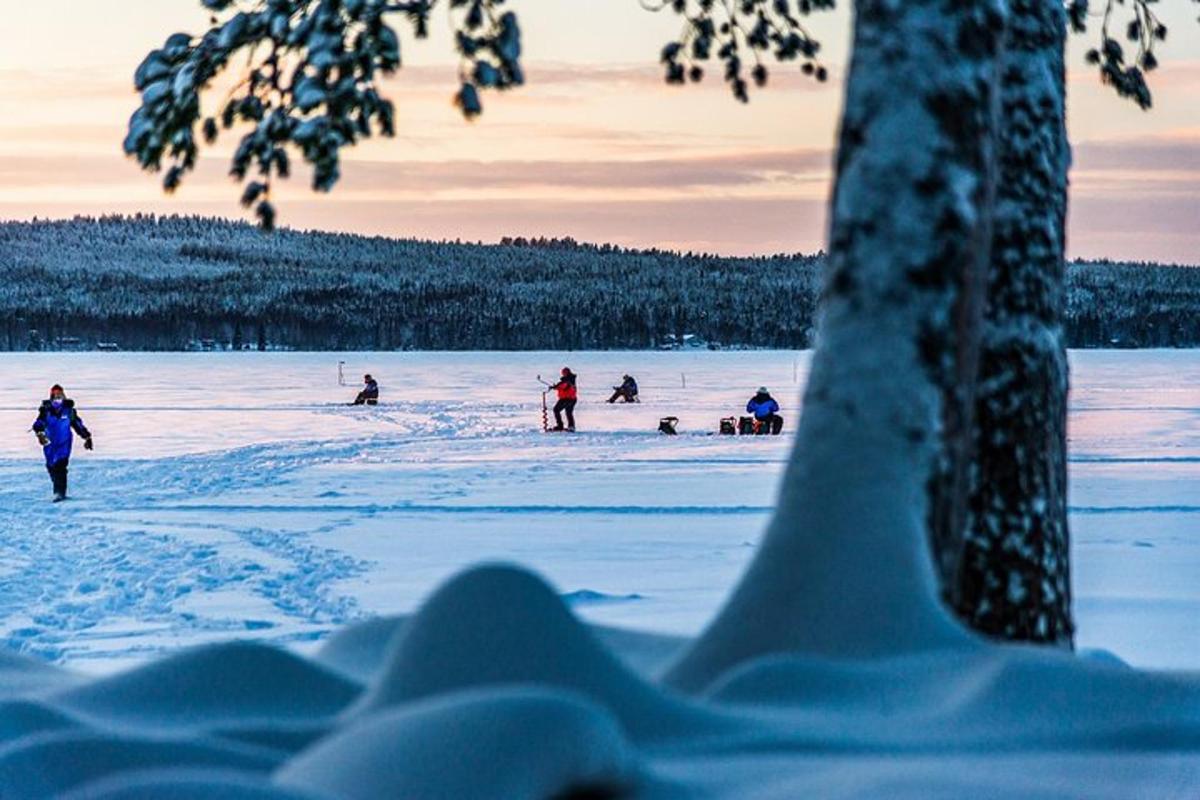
[0,349,1196,798]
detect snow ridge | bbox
[0,564,1197,798]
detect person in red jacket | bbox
[548,367,578,432]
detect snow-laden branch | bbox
[124,0,522,229]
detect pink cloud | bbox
[1074,136,1200,172]
[0,148,833,194]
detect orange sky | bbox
[0,1,1197,260]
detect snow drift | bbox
[0,562,1196,798]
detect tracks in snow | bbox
[0,408,763,666]
[0,440,379,665]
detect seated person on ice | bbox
[353,374,379,405]
[32,384,94,502]
[746,386,783,435]
[607,374,639,404]
[548,367,578,432]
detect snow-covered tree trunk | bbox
[954,0,1074,646]
[666,0,1005,691]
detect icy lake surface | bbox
[0,349,1195,673]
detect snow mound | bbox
[48,640,360,731]
[0,699,81,745]
[562,589,645,605]
[0,649,81,698]
[354,563,732,742]
[0,731,280,799]
[1076,648,1129,668]
[59,769,330,800]
[707,645,1200,751]
[671,752,1200,800]
[314,611,687,684]
[313,614,407,684]
[277,687,635,800]
[0,564,1197,796]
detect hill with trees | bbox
[0,214,1194,351]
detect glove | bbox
[84,437,94,451]
[36,432,49,447]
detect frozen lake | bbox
[0,350,1195,673]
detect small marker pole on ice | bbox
[536,375,551,432]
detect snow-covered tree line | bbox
[0,214,1195,352]
[0,215,820,351]
[1067,258,1200,346]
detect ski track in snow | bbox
[0,442,377,664]
[0,422,500,663]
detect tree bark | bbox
[666,0,1005,692]
[955,0,1074,646]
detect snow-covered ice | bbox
[0,349,1194,671]
[0,349,1196,797]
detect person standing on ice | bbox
[548,367,578,432]
[746,386,783,435]
[353,374,379,406]
[32,384,93,502]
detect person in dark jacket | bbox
[353,374,379,405]
[746,386,783,435]
[607,374,639,404]
[32,384,93,502]
[548,367,578,431]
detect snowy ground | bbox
[0,349,1195,673]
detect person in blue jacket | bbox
[607,374,639,404]
[353,374,379,406]
[32,384,93,502]
[746,386,783,435]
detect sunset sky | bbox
[1,1,1197,260]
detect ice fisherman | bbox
[548,367,578,432]
[32,384,93,502]
[746,386,784,435]
[606,374,639,404]
[353,374,379,406]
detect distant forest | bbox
[0,215,1196,351]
